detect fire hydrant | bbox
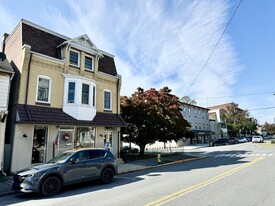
[157,153,161,164]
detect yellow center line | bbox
[145,157,265,206]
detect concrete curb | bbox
[118,156,205,174]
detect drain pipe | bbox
[25,53,33,105]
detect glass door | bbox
[32,126,48,164]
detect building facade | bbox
[0,52,14,173]
[207,102,243,138]
[2,19,126,173]
[179,103,213,145]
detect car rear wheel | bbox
[101,168,114,184]
[40,176,61,197]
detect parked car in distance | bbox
[211,138,229,146]
[245,136,252,142]
[252,136,264,143]
[237,137,248,143]
[12,148,117,196]
[228,137,238,144]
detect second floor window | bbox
[82,84,89,104]
[70,50,80,67]
[68,82,75,103]
[85,56,94,71]
[104,90,112,110]
[36,76,51,103]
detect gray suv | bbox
[12,148,117,196]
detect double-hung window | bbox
[68,82,75,103]
[82,84,89,105]
[85,55,94,71]
[36,76,51,103]
[104,90,112,110]
[70,50,80,67]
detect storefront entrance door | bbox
[32,126,48,164]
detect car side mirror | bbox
[69,158,77,165]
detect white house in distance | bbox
[0,52,14,173]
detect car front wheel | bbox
[40,176,61,197]
[101,168,114,184]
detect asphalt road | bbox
[1,142,275,206]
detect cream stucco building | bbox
[2,19,126,173]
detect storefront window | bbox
[74,127,95,148]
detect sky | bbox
[0,0,275,124]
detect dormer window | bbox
[85,55,94,71]
[70,49,80,67]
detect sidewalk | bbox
[0,144,207,197]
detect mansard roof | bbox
[16,19,117,76]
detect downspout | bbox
[116,78,120,157]
[116,78,120,114]
[25,53,32,105]
[25,53,33,121]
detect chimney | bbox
[1,33,9,52]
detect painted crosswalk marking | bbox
[214,153,273,158]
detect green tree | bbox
[121,87,190,155]
[262,122,275,135]
[221,105,257,137]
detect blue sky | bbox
[0,0,274,124]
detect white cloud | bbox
[41,0,241,100]
[39,0,262,118]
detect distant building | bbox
[209,112,221,140]
[0,52,14,173]
[207,102,243,138]
[179,103,213,145]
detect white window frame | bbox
[36,75,52,103]
[103,89,112,111]
[69,49,80,67]
[67,81,76,104]
[92,85,96,107]
[84,55,94,71]
[81,83,90,105]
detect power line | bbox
[184,0,243,95]
[195,91,275,100]
[248,107,275,111]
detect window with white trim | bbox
[69,50,80,67]
[92,86,96,107]
[82,84,90,105]
[36,76,52,103]
[68,82,75,103]
[104,90,112,110]
[85,55,94,71]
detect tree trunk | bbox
[139,145,146,156]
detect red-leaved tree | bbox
[121,87,191,155]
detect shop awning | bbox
[16,104,127,127]
[191,130,215,135]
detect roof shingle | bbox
[17,104,126,127]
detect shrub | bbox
[271,140,275,144]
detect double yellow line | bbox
[145,157,265,206]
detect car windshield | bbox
[47,151,74,164]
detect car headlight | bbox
[20,173,40,181]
